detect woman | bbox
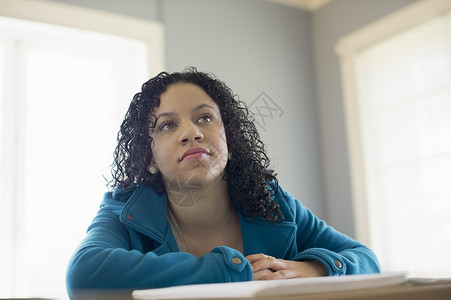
[66,68,380,297]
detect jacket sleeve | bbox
[277,187,381,276]
[66,192,252,298]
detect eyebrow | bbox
[156,103,215,119]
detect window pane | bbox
[0,17,148,298]
[355,11,451,277]
[0,41,14,298]
[20,48,118,297]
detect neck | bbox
[165,178,235,235]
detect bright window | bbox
[337,0,451,278]
[0,6,162,298]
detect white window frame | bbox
[0,0,164,297]
[335,0,451,247]
[0,0,165,77]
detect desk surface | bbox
[70,281,451,300]
[261,281,451,300]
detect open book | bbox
[132,272,407,299]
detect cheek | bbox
[150,139,168,167]
[215,130,228,159]
[153,152,173,175]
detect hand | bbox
[246,253,328,280]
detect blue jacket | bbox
[66,184,380,297]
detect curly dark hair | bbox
[110,68,283,223]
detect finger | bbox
[260,269,298,280]
[246,253,269,264]
[252,269,274,281]
[250,256,282,272]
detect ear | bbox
[149,157,159,168]
[148,154,158,172]
[147,163,159,175]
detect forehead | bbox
[155,82,219,112]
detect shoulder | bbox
[269,183,304,223]
[101,185,137,207]
[100,184,161,212]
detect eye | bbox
[197,114,213,123]
[159,121,176,131]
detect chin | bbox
[165,168,225,190]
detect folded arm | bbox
[66,201,251,297]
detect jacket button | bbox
[231,257,242,265]
[127,214,134,220]
[334,260,343,268]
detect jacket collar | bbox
[120,184,296,257]
[120,184,169,242]
[240,213,296,258]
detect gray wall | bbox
[311,0,418,236]
[162,0,323,216]
[40,0,420,237]
[46,0,325,217]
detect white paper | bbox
[132,272,407,299]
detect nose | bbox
[178,121,204,144]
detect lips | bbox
[180,147,209,161]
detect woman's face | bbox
[149,82,228,189]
